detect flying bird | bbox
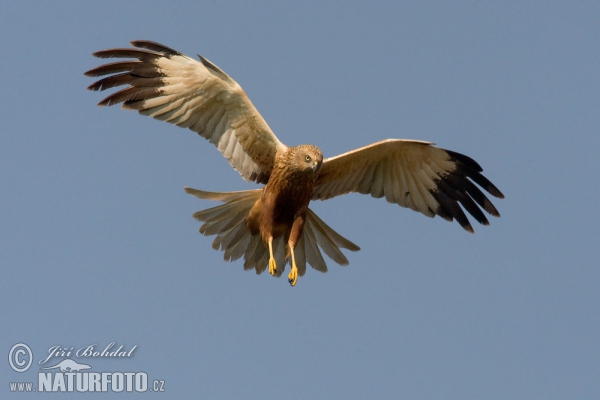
[85,40,504,286]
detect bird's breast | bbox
[253,169,316,238]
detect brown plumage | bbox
[85,40,504,286]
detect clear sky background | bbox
[1,1,598,399]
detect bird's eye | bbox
[305,155,312,163]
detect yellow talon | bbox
[288,265,298,286]
[268,238,277,276]
[268,257,277,276]
[288,248,298,286]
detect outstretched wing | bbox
[312,139,504,233]
[85,40,287,183]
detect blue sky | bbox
[1,1,598,398]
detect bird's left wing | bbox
[312,139,504,232]
[85,40,287,184]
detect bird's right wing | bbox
[85,40,287,184]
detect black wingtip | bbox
[446,150,483,172]
[130,40,182,56]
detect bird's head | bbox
[293,145,323,175]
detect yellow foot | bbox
[268,238,277,276]
[288,265,298,286]
[268,257,277,276]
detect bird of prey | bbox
[85,40,504,286]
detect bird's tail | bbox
[184,187,360,277]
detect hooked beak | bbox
[312,161,321,174]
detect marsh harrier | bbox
[86,41,504,286]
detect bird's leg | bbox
[288,246,298,286]
[287,214,306,287]
[268,237,277,276]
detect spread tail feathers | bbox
[184,187,360,276]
